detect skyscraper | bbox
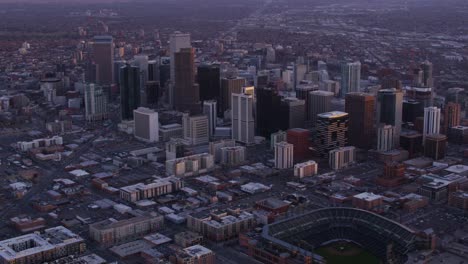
[182,114,209,145]
[84,83,108,122]
[120,64,141,120]
[92,36,114,85]
[256,87,282,137]
[420,60,434,88]
[279,97,305,130]
[232,93,255,144]
[133,107,159,143]
[345,92,375,149]
[169,32,191,107]
[148,60,159,82]
[274,142,294,169]
[376,89,403,146]
[423,106,441,143]
[174,48,200,114]
[315,111,349,157]
[443,102,461,133]
[308,90,333,126]
[145,81,160,106]
[424,134,447,160]
[287,128,311,161]
[220,77,245,114]
[203,100,217,138]
[198,64,220,102]
[340,61,361,97]
[377,125,396,152]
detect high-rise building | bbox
[345,92,375,149]
[220,77,246,114]
[84,83,108,122]
[209,139,236,163]
[145,81,160,106]
[294,160,318,178]
[92,36,114,85]
[279,97,305,130]
[377,125,396,152]
[287,128,310,161]
[270,130,287,150]
[321,80,340,96]
[403,100,422,123]
[400,131,423,158]
[169,32,191,107]
[221,146,246,166]
[424,134,447,160]
[329,146,356,170]
[274,142,294,169]
[148,60,159,82]
[198,64,220,102]
[405,87,433,108]
[174,48,200,114]
[443,102,461,133]
[308,90,333,126]
[120,64,141,120]
[182,114,209,145]
[420,60,434,88]
[377,89,403,145]
[133,107,159,143]
[423,106,441,143]
[340,61,361,97]
[317,61,327,71]
[203,100,217,137]
[315,111,349,157]
[256,87,282,137]
[232,93,255,144]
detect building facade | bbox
[315,111,349,157]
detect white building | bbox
[232,93,255,144]
[274,142,294,169]
[294,160,318,178]
[423,106,441,144]
[133,107,159,143]
[17,136,63,152]
[377,124,395,152]
[84,83,107,122]
[270,130,287,150]
[182,114,209,145]
[340,61,361,97]
[329,146,356,170]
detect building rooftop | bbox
[0,226,83,261]
[354,192,382,202]
[317,111,348,119]
[183,245,213,257]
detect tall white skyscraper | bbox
[169,32,191,107]
[203,100,217,138]
[133,107,159,143]
[423,106,441,143]
[340,61,361,97]
[231,93,255,144]
[274,142,294,169]
[377,125,395,152]
[84,83,108,122]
